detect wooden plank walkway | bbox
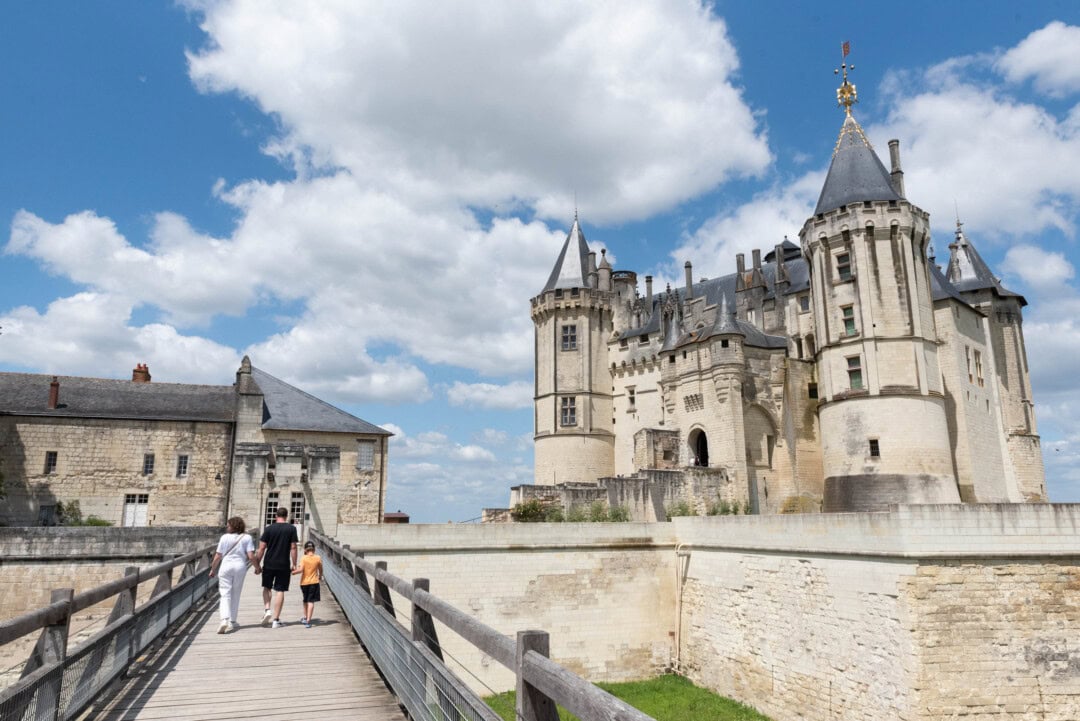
[90,573,407,721]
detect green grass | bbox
[483,674,769,721]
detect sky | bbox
[1,1,1079,522]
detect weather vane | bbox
[834,41,856,115]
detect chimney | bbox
[736,253,746,291]
[587,251,598,289]
[132,363,151,383]
[774,243,787,283]
[684,261,694,299]
[888,139,905,197]
[48,377,59,409]
[645,275,653,305]
[752,249,761,272]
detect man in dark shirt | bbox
[255,507,298,627]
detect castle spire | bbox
[835,41,857,117]
[539,215,590,293]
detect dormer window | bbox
[571,288,580,297]
[555,289,563,298]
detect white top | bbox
[216,532,255,566]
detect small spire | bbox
[834,41,857,116]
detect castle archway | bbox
[744,405,778,513]
[688,428,709,467]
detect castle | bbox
[518,70,1046,517]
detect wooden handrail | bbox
[310,529,654,721]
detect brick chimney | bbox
[48,377,59,409]
[132,363,151,383]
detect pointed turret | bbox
[541,218,591,293]
[706,293,743,339]
[814,114,900,215]
[946,220,1025,304]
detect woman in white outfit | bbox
[208,516,260,633]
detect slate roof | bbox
[929,261,968,304]
[945,224,1026,305]
[0,373,235,422]
[251,367,390,436]
[540,218,591,293]
[815,115,900,215]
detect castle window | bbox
[721,339,729,348]
[291,491,306,524]
[847,356,863,390]
[561,324,578,350]
[841,305,857,336]
[619,338,628,349]
[639,334,649,345]
[974,350,984,387]
[682,351,687,359]
[356,440,375,470]
[560,397,577,426]
[627,387,636,410]
[264,492,280,527]
[863,201,873,209]
[799,295,810,312]
[570,288,580,297]
[869,439,880,457]
[44,451,58,475]
[175,455,189,478]
[836,253,852,282]
[808,383,818,399]
[669,355,676,364]
[966,346,973,383]
[554,289,563,298]
[142,453,155,476]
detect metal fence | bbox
[312,529,656,721]
[0,545,217,721]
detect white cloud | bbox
[474,428,509,446]
[1002,244,1075,291]
[185,0,770,223]
[0,292,237,383]
[451,445,497,463]
[447,380,533,410]
[997,22,1080,98]
[874,56,1080,240]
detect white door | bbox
[123,494,149,527]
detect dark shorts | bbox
[301,583,321,603]
[261,567,291,592]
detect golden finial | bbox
[833,41,856,115]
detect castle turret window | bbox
[869,439,880,457]
[799,295,810,312]
[847,356,863,390]
[560,397,577,426]
[842,305,857,336]
[561,324,577,350]
[836,253,852,282]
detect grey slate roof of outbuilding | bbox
[541,218,591,293]
[814,115,900,215]
[252,367,391,436]
[0,373,235,422]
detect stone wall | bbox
[337,504,1080,720]
[335,522,677,694]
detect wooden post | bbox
[21,588,73,721]
[109,566,140,623]
[411,579,442,661]
[373,561,394,616]
[353,551,371,597]
[516,630,559,721]
[151,555,173,598]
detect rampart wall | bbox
[338,504,1080,721]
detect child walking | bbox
[292,540,323,628]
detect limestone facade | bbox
[0,358,390,533]
[522,99,1046,516]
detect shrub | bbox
[566,505,588,522]
[665,501,697,518]
[607,505,631,522]
[511,499,549,522]
[779,495,820,514]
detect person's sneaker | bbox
[261,609,273,627]
[229,621,239,632]
[272,620,283,629]
[217,619,229,634]
[299,617,307,624]
[303,619,312,628]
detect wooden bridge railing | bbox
[310,528,655,721]
[0,544,217,721]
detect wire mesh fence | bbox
[0,553,217,721]
[325,558,501,721]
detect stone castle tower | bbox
[522,63,1046,517]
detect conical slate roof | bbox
[704,293,743,339]
[814,115,900,215]
[540,218,590,293]
[945,223,1025,305]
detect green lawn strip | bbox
[483,674,769,721]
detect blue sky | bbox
[2,2,1079,521]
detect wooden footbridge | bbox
[0,530,654,721]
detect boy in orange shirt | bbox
[291,540,324,628]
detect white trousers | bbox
[217,562,248,622]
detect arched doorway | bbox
[688,428,709,467]
[744,405,778,513]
